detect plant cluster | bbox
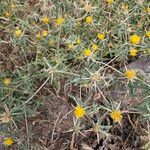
[0,0,150,148]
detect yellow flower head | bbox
[3,138,14,146]
[146,31,150,38]
[74,106,85,118]
[15,28,22,37]
[42,16,49,24]
[10,3,17,10]
[48,40,55,46]
[35,32,41,39]
[76,38,81,44]
[129,48,138,57]
[4,11,11,18]
[91,44,98,51]
[146,7,150,14]
[130,34,141,44]
[85,16,93,24]
[97,33,105,40]
[67,44,74,50]
[83,49,92,57]
[125,69,136,80]
[110,110,122,122]
[122,4,128,13]
[56,17,64,26]
[42,30,48,37]
[123,4,128,10]
[3,78,11,86]
[106,0,113,4]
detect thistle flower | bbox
[110,110,122,122]
[91,44,98,51]
[3,138,14,146]
[41,30,48,37]
[76,38,81,44]
[83,49,92,57]
[74,106,85,118]
[48,40,55,46]
[129,48,138,57]
[85,16,93,24]
[67,44,74,50]
[15,28,22,37]
[125,69,137,80]
[35,32,41,39]
[146,31,150,38]
[106,0,113,4]
[122,4,128,13]
[42,16,49,24]
[130,34,141,44]
[4,11,11,18]
[3,78,11,86]
[97,33,105,40]
[56,17,64,26]
[146,7,150,14]
[10,3,17,10]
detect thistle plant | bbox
[0,0,150,149]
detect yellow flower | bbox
[56,17,64,26]
[122,4,128,13]
[83,49,92,57]
[15,28,22,37]
[125,69,137,80]
[110,110,122,122]
[76,38,81,44]
[74,106,85,118]
[4,11,11,18]
[10,3,17,10]
[48,40,55,46]
[124,4,128,10]
[67,44,74,50]
[85,16,93,24]
[130,34,141,44]
[129,48,138,57]
[106,0,113,4]
[35,32,41,39]
[42,16,49,24]
[3,138,14,146]
[42,30,48,37]
[146,31,150,38]
[91,44,98,51]
[146,7,150,14]
[3,78,11,86]
[97,33,105,40]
